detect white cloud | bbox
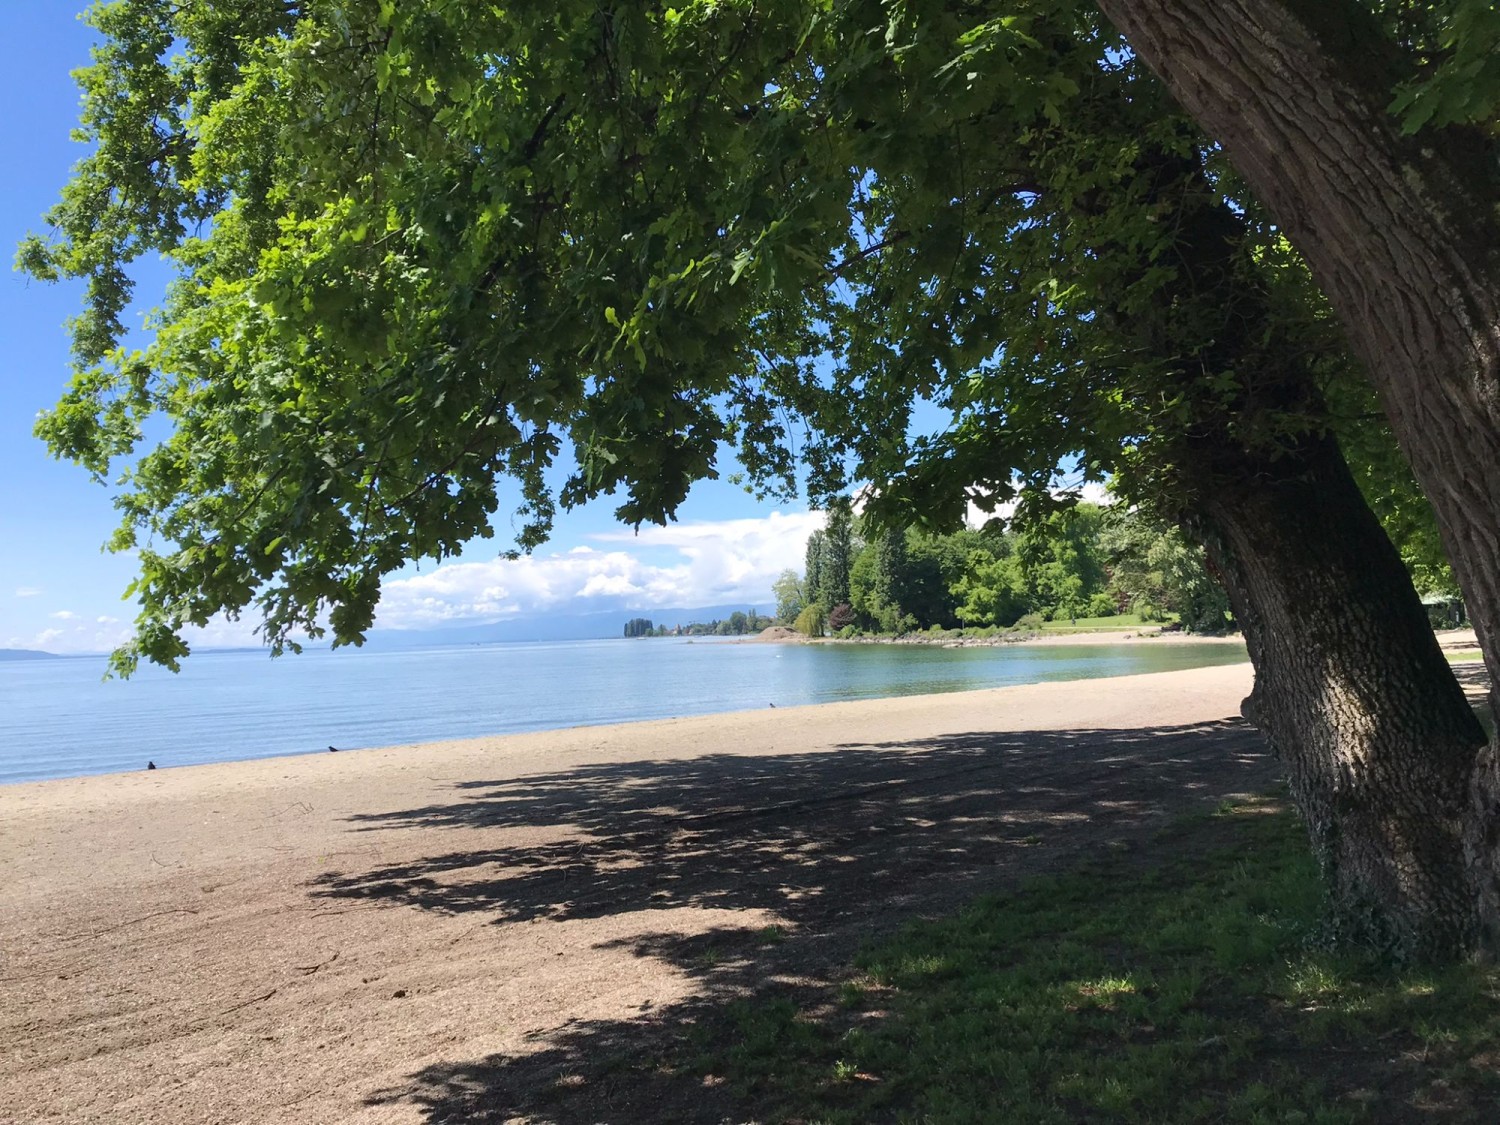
[181,616,266,651]
[1077,480,1113,506]
[14,587,41,598]
[14,617,134,655]
[2,611,260,656]
[377,509,823,629]
[964,479,1114,528]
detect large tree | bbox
[803,21,1484,954]
[1088,0,1500,942]
[21,0,1487,955]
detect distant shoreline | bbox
[746,624,1248,649]
[755,625,1482,652]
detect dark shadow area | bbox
[327,717,1284,1122]
[1453,661,1492,702]
[313,720,1275,933]
[361,958,836,1124]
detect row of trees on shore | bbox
[774,499,1229,638]
[624,611,774,638]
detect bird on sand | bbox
[328,745,339,752]
[147,761,156,770]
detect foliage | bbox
[771,569,805,625]
[625,611,772,637]
[801,501,864,630]
[694,798,1500,1121]
[1014,506,1107,625]
[1103,511,1231,632]
[849,526,912,633]
[802,530,828,618]
[1327,380,1460,596]
[672,611,773,637]
[19,0,1452,673]
[902,530,992,629]
[794,500,1236,634]
[817,499,858,611]
[955,552,1031,629]
[1388,0,1500,132]
[792,603,825,638]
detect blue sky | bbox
[0,4,822,654]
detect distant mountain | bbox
[360,603,773,649]
[0,605,776,661]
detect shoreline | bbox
[2,634,1251,789]
[1,662,1268,1124]
[750,623,1250,647]
[5,626,1471,791]
[761,624,1480,652]
[1,659,1252,794]
[853,627,1247,648]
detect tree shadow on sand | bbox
[316,717,1282,1122]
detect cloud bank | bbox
[376,509,822,629]
[4,486,1122,654]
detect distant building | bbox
[1421,593,1466,629]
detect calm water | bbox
[0,638,1247,784]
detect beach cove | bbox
[2,661,1288,1123]
[1,631,1249,784]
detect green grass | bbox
[696,800,1500,1123]
[1446,648,1485,663]
[1038,613,1152,632]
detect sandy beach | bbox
[4,660,1292,1123]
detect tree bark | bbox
[1071,119,1493,956]
[1093,0,1500,955]
[1192,432,1487,959]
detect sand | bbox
[1,661,1285,1124]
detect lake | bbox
[0,637,1248,784]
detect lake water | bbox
[0,637,1248,784]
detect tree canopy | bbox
[790,502,1227,636]
[24,0,1434,673]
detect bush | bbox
[1014,613,1046,631]
[1087,592,1119,617]
[828,602,857,632]
[793,604,826,637]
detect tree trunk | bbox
[1191,431,1487,959]
[1093,0,1500,954]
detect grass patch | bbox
[1446,649,1485,663]
[698,800,1500,1122]
[1038,613,1151,632]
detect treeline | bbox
[623,610,776,638]
[774,499,1230,638]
